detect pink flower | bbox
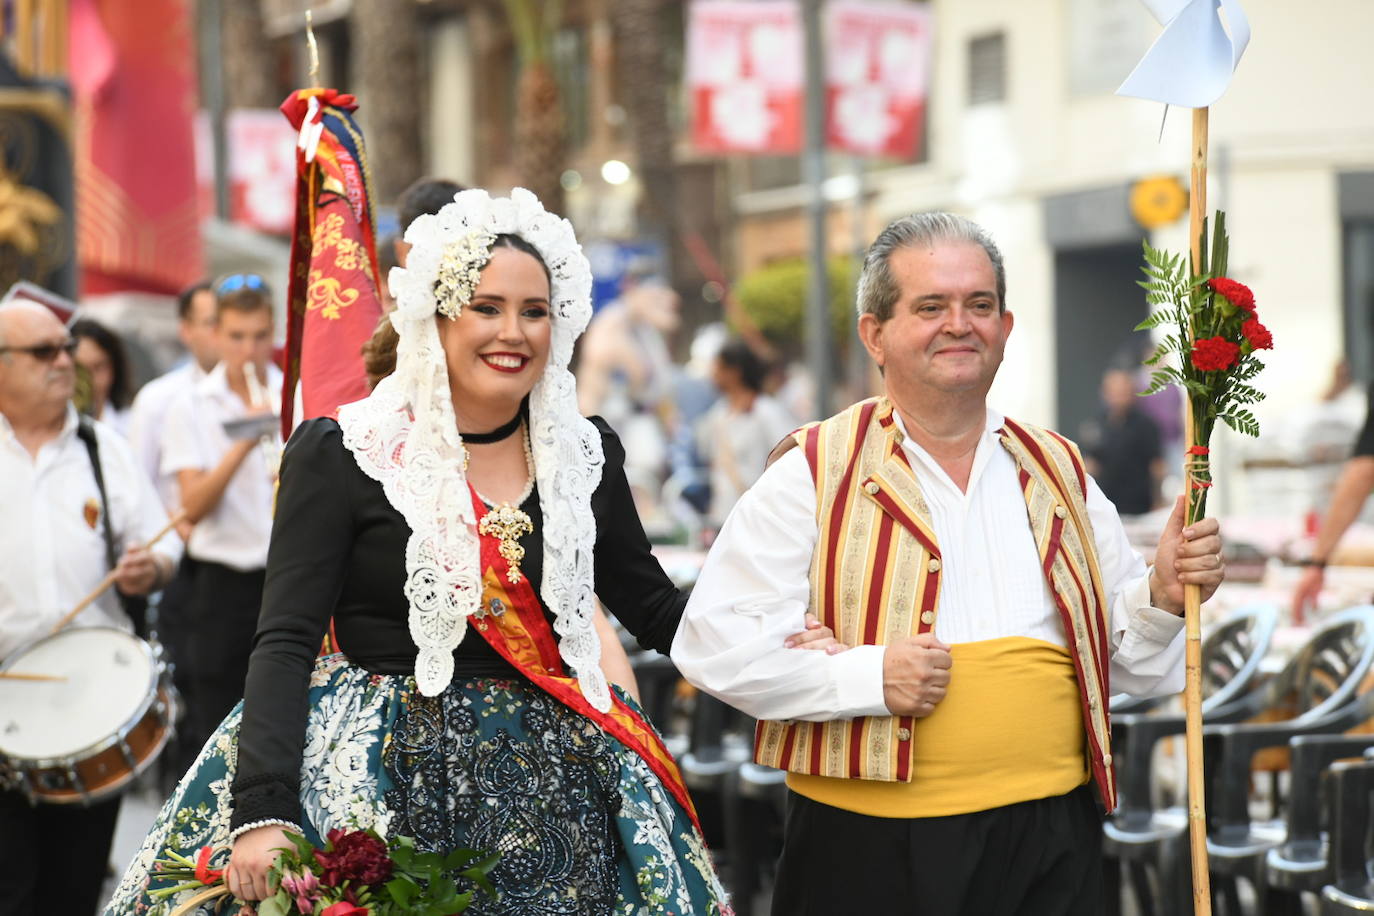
[279,870,321,912]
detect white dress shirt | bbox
[0,407,182,660]
[160,362,281,571]
[128,361,205,511]
[673,408,1186,722]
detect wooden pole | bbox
[1185,104,1213,915]
[15,0,35,75]
[49,512,186,635]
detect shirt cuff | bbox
[1131,603,1187,643]
[830,644,891,718]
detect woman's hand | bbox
[784,613,850,654]
[225,825,297,903]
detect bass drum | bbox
[0,627,175,804]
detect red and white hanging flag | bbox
[824,1,933,159]
[687,0,803,154]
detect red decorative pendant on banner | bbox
[686,1,803,154]
[824,1,933,159]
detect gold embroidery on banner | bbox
[305,270,360,320]
[334,236,362,271]
[312,211,344,250]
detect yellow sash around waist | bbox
[787,637,1090,818]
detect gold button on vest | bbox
[897,727,912,741]
[927,558,941,573]
[864,480,880,495]
[1055,505,1068,519]
[920,610,935,625]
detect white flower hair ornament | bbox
[433,227,497,319]
[337,188,610,710]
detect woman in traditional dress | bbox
[105,189,834,916]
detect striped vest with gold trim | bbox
[752,397,1118,811]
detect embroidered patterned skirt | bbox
[103,654,730,916]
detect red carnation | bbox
[1241,317,1273,351]
[321,903,369,916]
[1190,336,1241,372]
[1207,277,1256,312]
[314,829,393,888]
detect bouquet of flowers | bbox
[148,828,498,916]
[1136,210,1273,524]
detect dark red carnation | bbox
[1207,277,1256,312]
[1241,317,1273,351]
[1190,336,1241,372]
[314,829,393,888]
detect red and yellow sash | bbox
[466,489,702,833]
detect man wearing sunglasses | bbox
[0,301,181,915]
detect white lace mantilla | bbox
[338,188,610,710]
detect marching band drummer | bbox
[0,300,180,916]
[159,274,282,780]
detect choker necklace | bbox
[460,409,523,444]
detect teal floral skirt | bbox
[104,654,730,916]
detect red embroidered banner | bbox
[278,89,382,435]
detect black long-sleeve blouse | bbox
[229,416,685,832]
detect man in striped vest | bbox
[672,212,1226,915]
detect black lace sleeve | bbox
[587,416,687,656]
[230,418,354,831]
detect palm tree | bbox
[609,0,676,254]
[351,0,424,203]
[503,0,566,215]
[221,1,277,110]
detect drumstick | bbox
[50,510,187,636]
[0,671,66,681]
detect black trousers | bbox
[157,554,199,783]
[772,785,1104,916]
[0,789,121,916]
[179,559,264,775]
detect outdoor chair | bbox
[1204,606,1374,915]
[1260,732,1374,914]
[1317,751,1374,914]
[722,757,787,916]
[1103,602,1280,916]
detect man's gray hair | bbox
[855,212,1006,321]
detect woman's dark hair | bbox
[716,338,768,394]
[492,233,552,287]
[70,317,133,409]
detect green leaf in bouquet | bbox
[1134,310,1170,331]
[1220,409,1260,437]
[1140,369,1178,396]
[388,842,416,871]
[255,891,290,916]
[463,851,502,895]
[1211,210,1229,280]
[386,876,421,908]
[285,832,317,859]
[442,848,485,871]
